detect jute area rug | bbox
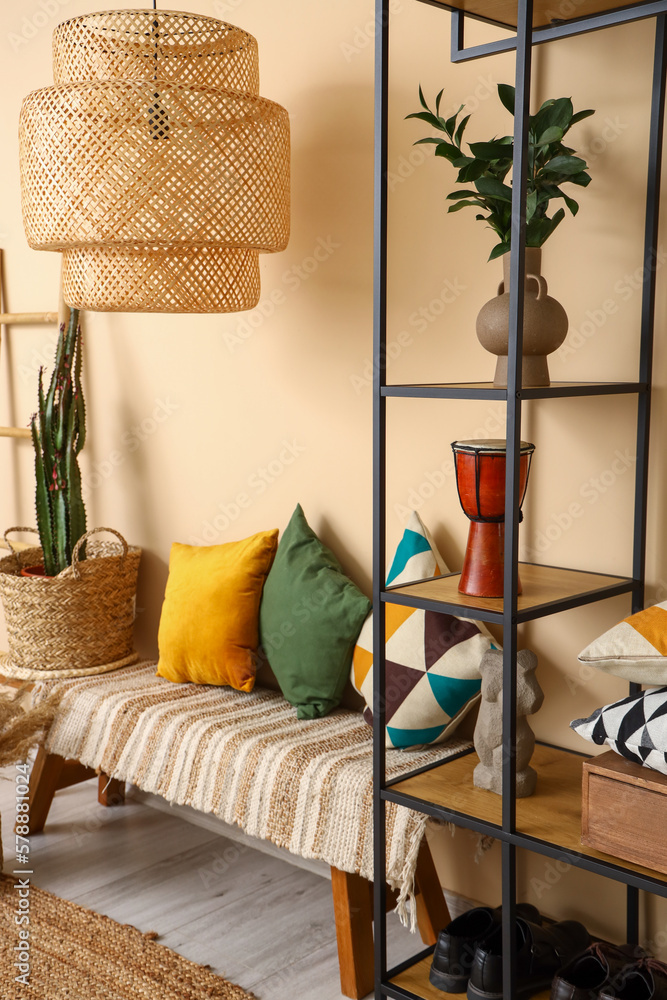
[0,875,255,1000]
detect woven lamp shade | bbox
[19,10,290,313]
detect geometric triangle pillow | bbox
[578,601,667,685]
[571,686,667,776]
[351,511,495,748]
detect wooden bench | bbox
[26,747,448,997]
[23,665,464,998]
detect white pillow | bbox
[571,686,667,776]
[578,601,667,685]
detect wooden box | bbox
[582,750,667,875]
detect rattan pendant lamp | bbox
[18,6,290,313]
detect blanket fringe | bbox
[474,834,495,863]
[393,813,427,932]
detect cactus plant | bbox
[30,308,87,577]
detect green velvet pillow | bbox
[259,504,371,719]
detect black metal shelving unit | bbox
[372,1,667,997]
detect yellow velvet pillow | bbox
[157,530,279,691]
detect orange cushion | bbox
[157,530,278,691]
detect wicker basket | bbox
[0,527,141,680]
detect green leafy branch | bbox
[407,84,594,260]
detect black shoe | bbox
[600,958,667,1000]
[466,916,590,1000]
[429,904,541,994]
[551,942,642,1000]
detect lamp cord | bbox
[148,0,168,139]
[153,2,158,83]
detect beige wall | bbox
[1,0,666,953]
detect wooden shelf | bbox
[383,381,644,399]
[390,954,551,1000]
[390,745,667,885]
[423,0,650,31]
[386,563,632,622]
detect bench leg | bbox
[28,748,122,834]
[331,866,375,1000]
[98,773,125,808]
[414,837,451,945]
[27,748,67,834]
[330,839,450,999]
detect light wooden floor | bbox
[0,768,423,999]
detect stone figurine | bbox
[473,648,544,797]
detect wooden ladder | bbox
[0,249,63,554]
[0,247,62,443]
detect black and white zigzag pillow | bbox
[571,686,667,776]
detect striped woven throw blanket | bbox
[38,663,471,925]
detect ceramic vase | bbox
[476,247,568,387]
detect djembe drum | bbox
[451,439,535,598]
